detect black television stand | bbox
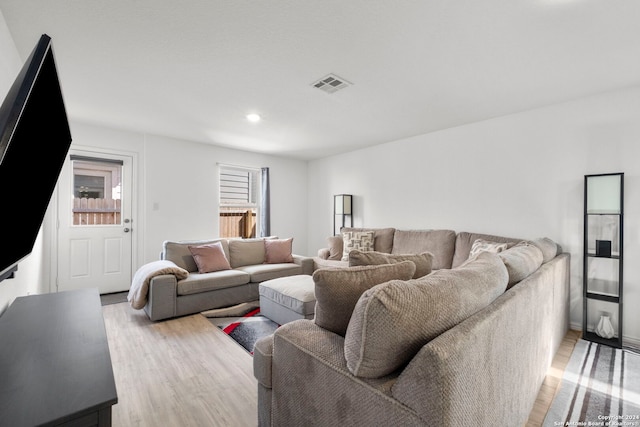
[0,288,118,426]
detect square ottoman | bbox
[259,275,315,325]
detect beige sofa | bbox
[140,237,313,321]
[253,228,569,426]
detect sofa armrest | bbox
[254,334,274,388]
[143,274,178,321]
[265,320,423,426]
[317,248,330,260]
[292,255,314,275]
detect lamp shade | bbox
[334,194,352,215]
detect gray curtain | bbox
[260,167,271,237]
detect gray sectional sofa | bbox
[137,237,313,321]
[253,228,570,426]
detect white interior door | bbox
[56,150,133,294]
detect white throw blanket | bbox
[127,260,189,309]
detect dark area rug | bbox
[205,307,279,355]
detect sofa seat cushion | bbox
[313,257,348,270]
[344,252,508,378]
[235,263,302,283]
[348,250,433,279]
[176,270,250,296]
[391,229,456,270]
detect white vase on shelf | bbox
[595,315,615,339]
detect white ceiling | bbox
[1,1,639,160]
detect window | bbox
[71,156,123,225]
[219,166,260,238]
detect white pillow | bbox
[341,231,375,261]
[468,238,508,259]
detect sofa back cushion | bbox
[451,232,522,268]
[228,239,266,268]
[163,239,230,272]
[344,252,508,378]
[498,242,543,289]
[391,229,456,270]
[348,250,433,279]
[313,261,416,336]
[340,227,396,253]
[529,237,558,263]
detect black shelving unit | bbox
[583,172,624,348]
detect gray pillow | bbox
[344,252,508,378]
[348,250,433,279]
[529,237,558,263]
[498,241,543,288]
[313,261,416,336]
[228,239,265,268]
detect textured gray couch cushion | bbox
[529,237,558,263]
[163,238,230,272]
[344,252,508,378]
[391,229,457,270]
[498,242,544,288]
[340,227,396,253]
[235,263,301,282]
[176,269,250,295]
[313,261,416,336]
[228,239,266,268]
[348,250,433,279]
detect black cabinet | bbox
[0,289,118,426]
[583,172,624,348]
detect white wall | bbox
[308,85,640,345]
[142,133,308,262]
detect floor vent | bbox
[311,74,352,94]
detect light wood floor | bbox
[103,302,581,427]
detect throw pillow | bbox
[498,241,543,289]
[468,238,508,259]
[188,242,231,273]
[265,238,294,263]
[344,252,508,378]
[348,250,433,279]
[341,231,375,261]
[313,261,416,336]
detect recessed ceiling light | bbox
[246,113,261,122]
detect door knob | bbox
[124,228,130,233]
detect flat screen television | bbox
[0,34,72,281]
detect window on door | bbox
[219,166,260,238]
[71,156,123,226]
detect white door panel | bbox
[57,150,133,294]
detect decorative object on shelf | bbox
[583,172,624,348]
[595,314,615,339]
[596,240,612,257]
[334,194,353,235]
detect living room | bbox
[1,1,639,426]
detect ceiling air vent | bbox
[311,74,352,94]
